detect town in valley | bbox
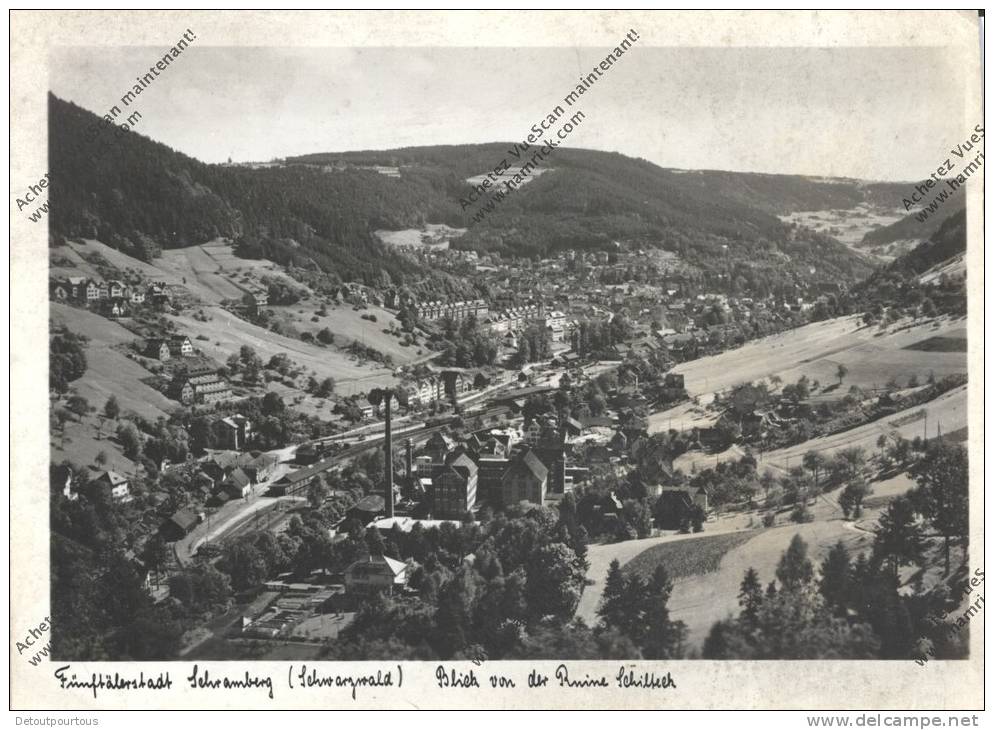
[47,88,972,665]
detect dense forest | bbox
[297,145,878,285]
[49,95,455,286]
[848,210,967,321]
[886,209,967,277]
[52,95,882,293]
[860,196,966,248]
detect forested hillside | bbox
[888,209,967,276]
[848,209,967,320]
[52,94,878,291]
[296,146,878,286]
[49,95,454,286]
[860,196,966,248]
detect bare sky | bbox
[50,45,967,181]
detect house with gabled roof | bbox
[220,468,252,500]
[89,470,131,501]
[217,413,252,450]
[344,554,408,595]
[145,338,172,361]
[433,452,478,519]
[499,449,548,507]
[168,335,194,357]
[164,507,200,541]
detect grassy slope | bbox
[166,306,397,390]
[667,314,968,399]
[754,384,967,475]
[50,302,175,421]
[266,303,425,367]
[577,472,921,649]
[52,415,139,476]
[665,474,932,650]
[52,238,405,390]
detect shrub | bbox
[762,512,776,528]
[790,504,814,524]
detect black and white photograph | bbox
[10,8,984,712]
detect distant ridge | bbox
[51,94,886,291]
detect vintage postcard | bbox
[9,9,985,712]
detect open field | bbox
[52,239,170,283]
[577,467,921,649]
[167,306,398,392]
[648,400,717,434]
[579,472,917,649]
[574,515,755,625]
[51,415,139,475]
[668,515,876,648]
[51,303,175,421]
[779,205,908,260]
[375,223,466,249]
[665,314,967,402]
[156,240,309,305]
[466,165,551,189]
[267,302,426,367]
[624,531,759,582]
[664,471,923,649]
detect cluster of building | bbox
[50,276,171,317]
[162,444,281,540]
[140,332,236,406]
[414,298,489,323]
[482,303,569,342]
[276,411,593,524]
[198,448,279,500]
[399,369,473,407]
[394,432,558,521]
[144,335,194,361]
[170,364,233,405]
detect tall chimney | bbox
[384,396,394,519]
[405,438,414,481]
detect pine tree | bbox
[839,477,869,519]
[597,560,625,629]
[776,534,814,590]
[640,565,684,659]
[854,567,915,659]
[738,567,764,626]
[818,541,851,616]
[873,496,926,581]
[909,441,968,575]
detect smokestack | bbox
[384,397,394,520]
